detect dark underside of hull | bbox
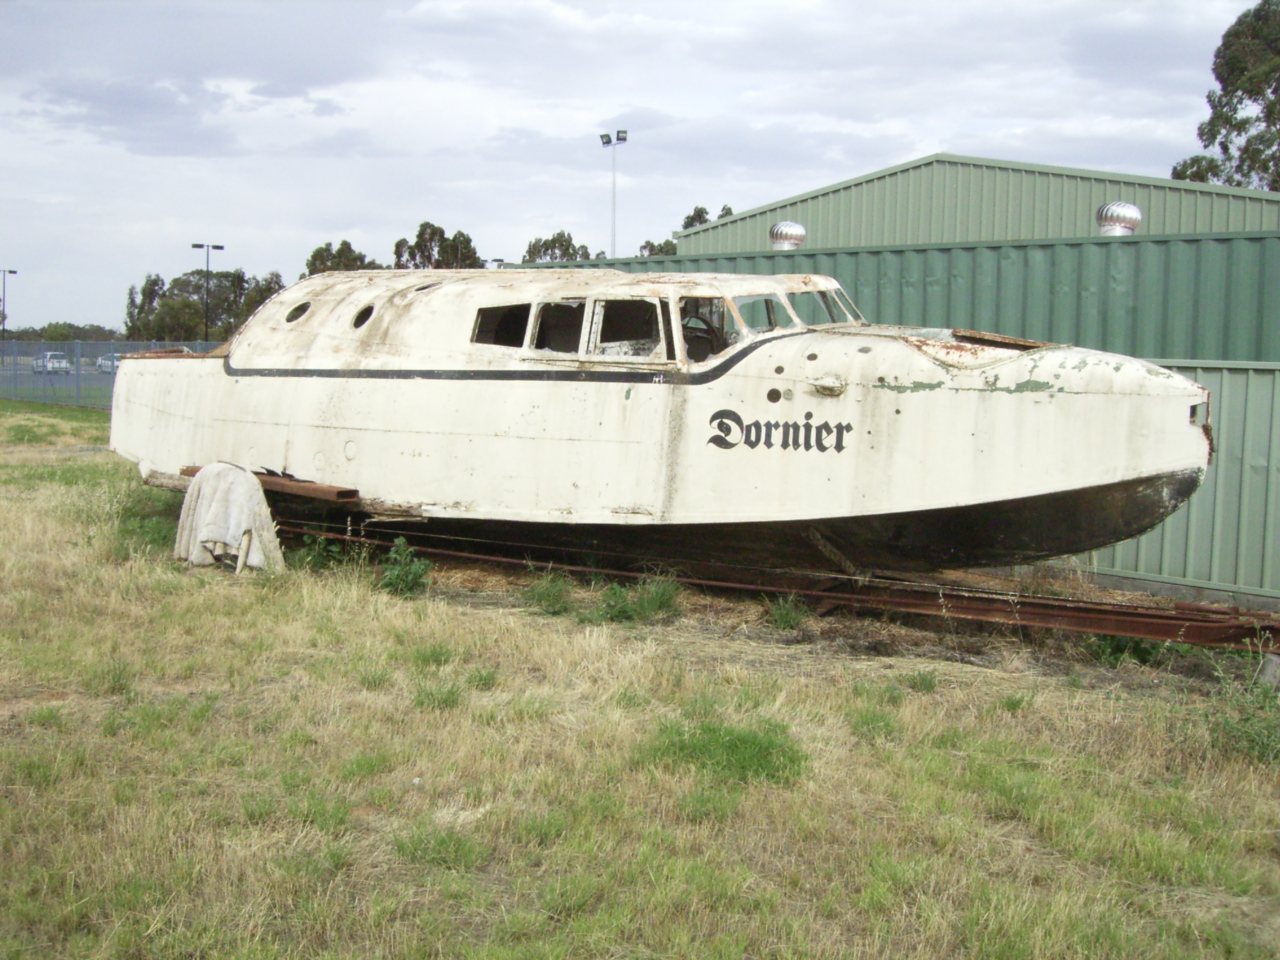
[339,469,1203,575]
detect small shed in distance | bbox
[673,153,1280,255]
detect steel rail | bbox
[274,522,1280,652]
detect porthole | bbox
[353,305,374,328]
[774,365,785,374]
[285,302,311,323]
[767,388,782,403]
[806,353,817,361]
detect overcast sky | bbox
[0,0,1247,331]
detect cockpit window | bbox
[473,304,531,347]
[832,287,866,323]
[732,294,794,332]
[532,301,586,353]
[788,290,845,326]
[679,297,738,363]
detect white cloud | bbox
[0,0,1249,330]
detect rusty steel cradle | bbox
[270,520,1280,654]
[168,466,1280,653]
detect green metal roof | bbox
[676,153,1280,255]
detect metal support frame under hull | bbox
[292,469,1202,573]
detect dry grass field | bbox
[3,397,1280,959]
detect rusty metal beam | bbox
[272,523,1280,652]
[181,466,358,502]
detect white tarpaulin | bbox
[174,462,284,572]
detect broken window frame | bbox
[528,299,589,355]
[471,303,534,349]
[583,297,673,363]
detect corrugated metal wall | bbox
[585,232,1280,362]
[1087,361,1280,600]
[677,155,1280,254]
[533,233,1280,599]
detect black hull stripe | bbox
[221,330,815,385]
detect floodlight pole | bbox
[0,269,14,351]
[600,130,627,258]
[191,243,225,341]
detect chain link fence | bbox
[0,341,214,410]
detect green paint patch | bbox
[1002,379,1055,393]
[873,379,946,393]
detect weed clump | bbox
[903,670,938,693]
[764,593,807,630]
[394,826,489,870]
[639,717,807,785]
[848,706,898,741]
[524,569,576,615]
[409,642,455,670]
[581,576,680,624]
[413,680,463,710]
[84,655,135,698]
[1089,634,1160,667]
[1209,678,1280,764]
[289,534,349,571]
[378,537,432,596]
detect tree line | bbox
[105,204,736,343]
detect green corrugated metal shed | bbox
[676,153,1280,255]
[581,232,1280,362]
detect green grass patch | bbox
[524,568,576,615]
[763,593,807,629]
[678,785,744,823]
[1089,634,1161,667]
[413,679,462,710]
[903,669,938,693]
[394,825,489,870]
[356,665,392,691]
[409,641,455,670]
[286,791,351,834]
[997,692,1035,715]
[848,705,898,741]
[1209,678,1280,764]
[25,705,65,730]
[639,717,807,785]
[581,576,680,624]
[339,750,396,780]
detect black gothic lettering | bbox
[707,409,743,449]
[815,422,833,451]
[833,422,854,452]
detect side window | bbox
[591,299,662,358]
[473,304,531,347]
[532,301,586,354]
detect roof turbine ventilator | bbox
[769,221,807,251]
[1096,201,1142,237]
